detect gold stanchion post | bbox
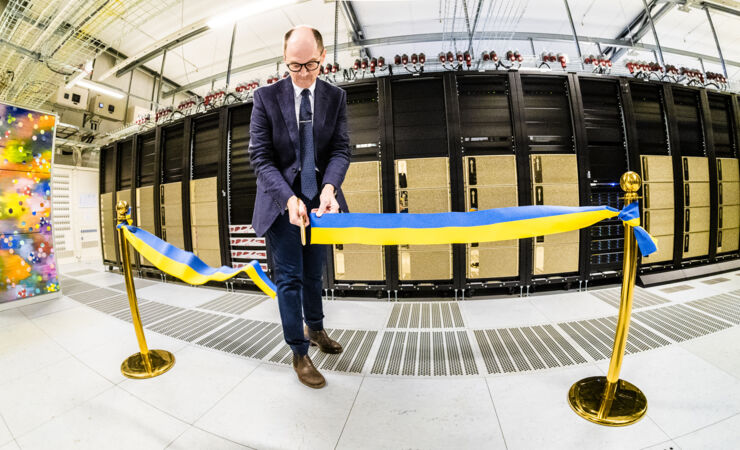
[116,201,175,379]
[567,171,648,426]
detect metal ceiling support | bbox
[226,23,237,88]
[705,7,728,77]
[339,1,370,58]
[642,0,665,67]
[123,70,133,120]
[334,0,339,65]
[162,30,740,98]
[699,1,740,17]
[104,47,198,99]
[562,0,584,69]
[112,25,210,79]
[155,49,167,106]
[468,0,484,55]
[607,1,674,62]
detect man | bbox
[249,25,350,389]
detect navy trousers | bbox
[265,192,326,356]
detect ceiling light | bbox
[207,0,299,29]
[74,79,125,99]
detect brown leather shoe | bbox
[305,326,343,354]
[292,353,326,389]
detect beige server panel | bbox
[718,228,740,253]
[116,189,135,261]
[682,157,710,182]
[717,158,739,182]
[100,193,116,261]
[719,182,740,206]
[530,154,578,184]
[334,161,384,281]
[190,177,221,268]
[683,232,709,258]
[642,183,675,209]
[160,181,184,249]
[683,207,710,233]
[136,186,156,267]
[642,235,674,264]
[464,155,517,186]
[683,182,710,207]
[464,155,518,279]
[644,209,675,236]
[396,157,452,281]
[719,205,740,229]
[530,154,579,275]
[641,155,674,182]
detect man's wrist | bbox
[322,184,336,196]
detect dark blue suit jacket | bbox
[248,78,351,237]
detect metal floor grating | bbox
[67,269,100,277]
[62,282,100,297]
[474,325,587,374]
[271,329,378,374]
[701,277,730,285]
[198,319,284,359]
[558,316,670,361]
[148,310,233,342]
[633,304,733,342]
[386,302,465,328]
[86,294,135,315]
[686,294,740,325]
[661,284,694,293]
[590,286,670,309]
[109,279,155,292]
[197,293,268,315]
[371,330,478,376]
[66,287,120,304]
[111,301,185,326]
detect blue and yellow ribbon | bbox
[310,202,658,257]
[116,220,276,298]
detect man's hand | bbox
[316,184,340,217]
[287,195,309,227]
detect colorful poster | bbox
[0,102,58,302]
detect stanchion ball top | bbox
[620,171,641,193]
[116,200,129,217]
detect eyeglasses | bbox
[286,60,321,72]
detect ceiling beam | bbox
[340,1,370,58]
[605,0,674,61]
[163,30,740,98]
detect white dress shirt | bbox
[292,78,315,127]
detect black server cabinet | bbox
[113,139,134,268]
[159,123,189,255]
[518,75,580,285]
[388,76,455,292]
[330,81,386,291]
[99,145,118,266]
[226,102,270,290]
[577,77,629,277]
[134,131,158,272]
[455,74,519,290]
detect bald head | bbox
[283,26,324,55]
[283,25,326,89]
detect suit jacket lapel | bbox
[313,79,328,150]
[277,79,300,159]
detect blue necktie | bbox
[299,89,318,200]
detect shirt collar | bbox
[292,78,316,99]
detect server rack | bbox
[159,123,187,252]
[670,87,711,263]
[189,112,223,269]
[454,74,519,292]
[330,80,386,292]
[389,76,455,294]
[519,74,580,286]
[575,77,630,280]
[99,144,117,267]
[225,102,268,286]
[708,93,740,257]
[134,131,157,272]
[630,82,675,268]
[114,138,134,268]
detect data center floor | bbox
[2,261,740,449]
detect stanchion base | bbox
[121,349,175,379]
[568,376,647,426]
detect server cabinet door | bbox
[99,192,115,262]
[160,181,184,248]
[136,186,156,267]
[190,177,221,268]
